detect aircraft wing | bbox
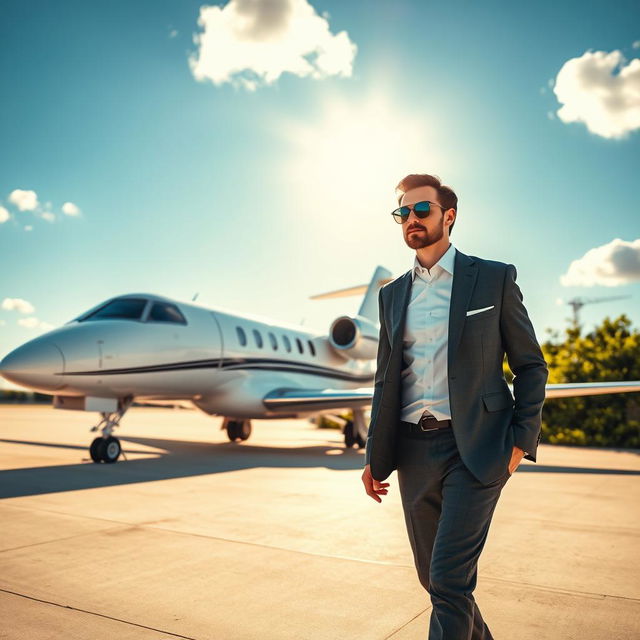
[543,381,640,398]
[263,381,640,413]
[263,387,375,413]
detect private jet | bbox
[1,265,639,464]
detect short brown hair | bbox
[395,173,458,237]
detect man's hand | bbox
[362,464,390,502]
[508,445,526,475]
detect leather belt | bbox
[399,413,452,436]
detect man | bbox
[361,173,548,639]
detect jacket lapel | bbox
[389,248,478,372]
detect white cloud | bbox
[2,298,35,313]
[552,49,640,139]
[169,28,178,39]
[18,316,54,330]
[8,189,39,211]
[61,201,81,216]
[188,0,356,90]
[633,41,640,50]
[3,191,81,226]
[560,238,640,287]
[17,317,40,328]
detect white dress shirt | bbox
[400,242,456,423]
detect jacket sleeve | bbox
[500,264,549,462]
[364,286,391,467]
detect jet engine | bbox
[328,315,379,361]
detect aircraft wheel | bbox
[89,437,103,463]
[239,420,252,441]
[227,420,241,442]
[343,421,356,448]
[100,436,121,463]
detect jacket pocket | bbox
[465,307,499,322]
[482,390,514,412]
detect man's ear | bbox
[446,209,455,227]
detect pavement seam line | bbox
[0,587,198,639]
[0,504,412,567]
[0,525,127,554]
[483,575,640,602]
[383,607,431,638]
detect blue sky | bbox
[1,0,639,375]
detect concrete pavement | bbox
[0,405,639,639]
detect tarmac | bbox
[0,404,638,639]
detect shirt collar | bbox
[411,243,456,282]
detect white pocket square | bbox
[466,305,494,316]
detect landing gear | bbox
[343,408,367,449]
[224,418,252,442]
[88,396,133,464]
[89,437,102,463]
[90,436,122,463]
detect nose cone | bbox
[0,341,65,392]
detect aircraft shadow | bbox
[0,436,638,499]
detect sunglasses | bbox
[391,200,446,224]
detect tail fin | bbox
[309,266,393,324]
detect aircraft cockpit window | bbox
[308,340,316,356]
[147,302,187,324]
[81,298,148,322]
[282,335,291,353]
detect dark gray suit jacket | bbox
[365,247,549,485]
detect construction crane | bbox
[564,295,631,330]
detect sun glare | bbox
[275,90,451,234]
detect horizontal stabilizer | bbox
[309,265,393,326]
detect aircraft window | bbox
[282,335,291,353]
[253,329,263,348]
[296,337,304,354]
[148,302,187,324]
[268,332,278,350]
[237,326,247,346]
[308,340,316,356]
[81,298,147,322]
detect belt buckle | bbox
[419,416,439,431]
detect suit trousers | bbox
[396,425,511,640]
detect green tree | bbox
[538,314,640,448]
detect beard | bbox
[404,215,445,249]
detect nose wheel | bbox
[89,436,122,463]
[88,396,132,464]
[224,418,252,442]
